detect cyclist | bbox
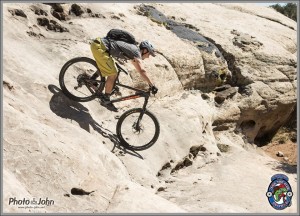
[90,37,158,112]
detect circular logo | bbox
[266,174,293,210]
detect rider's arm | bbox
[131,58,154,86]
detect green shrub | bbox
[269,3,297,22]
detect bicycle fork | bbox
[134,97,149,131]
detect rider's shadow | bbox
[48,84,143,159]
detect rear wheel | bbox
[116,108,160,151]
[59,57,105,102]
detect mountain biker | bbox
[90,36,158,112]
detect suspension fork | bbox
[135,96,149,130]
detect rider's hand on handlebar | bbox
[149,85,158,95]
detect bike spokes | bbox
[59,57,105,102]
[118,110,158,150]
[66,64,97,96]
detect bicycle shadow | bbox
[48,84,143,159]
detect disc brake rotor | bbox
[132,122,144,134]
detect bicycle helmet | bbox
[139,40,156,56]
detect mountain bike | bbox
[59,57,160,151]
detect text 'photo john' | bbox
[8,197,55,207]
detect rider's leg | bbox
[100,75,118,112]
[105,74,117,95]
[90,38,118,112]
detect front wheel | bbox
[116,108,160,151]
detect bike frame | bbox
[101,63,151,112]
[113,63,152,129]
[89,62,151,127]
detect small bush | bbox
[269,3,297,22]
